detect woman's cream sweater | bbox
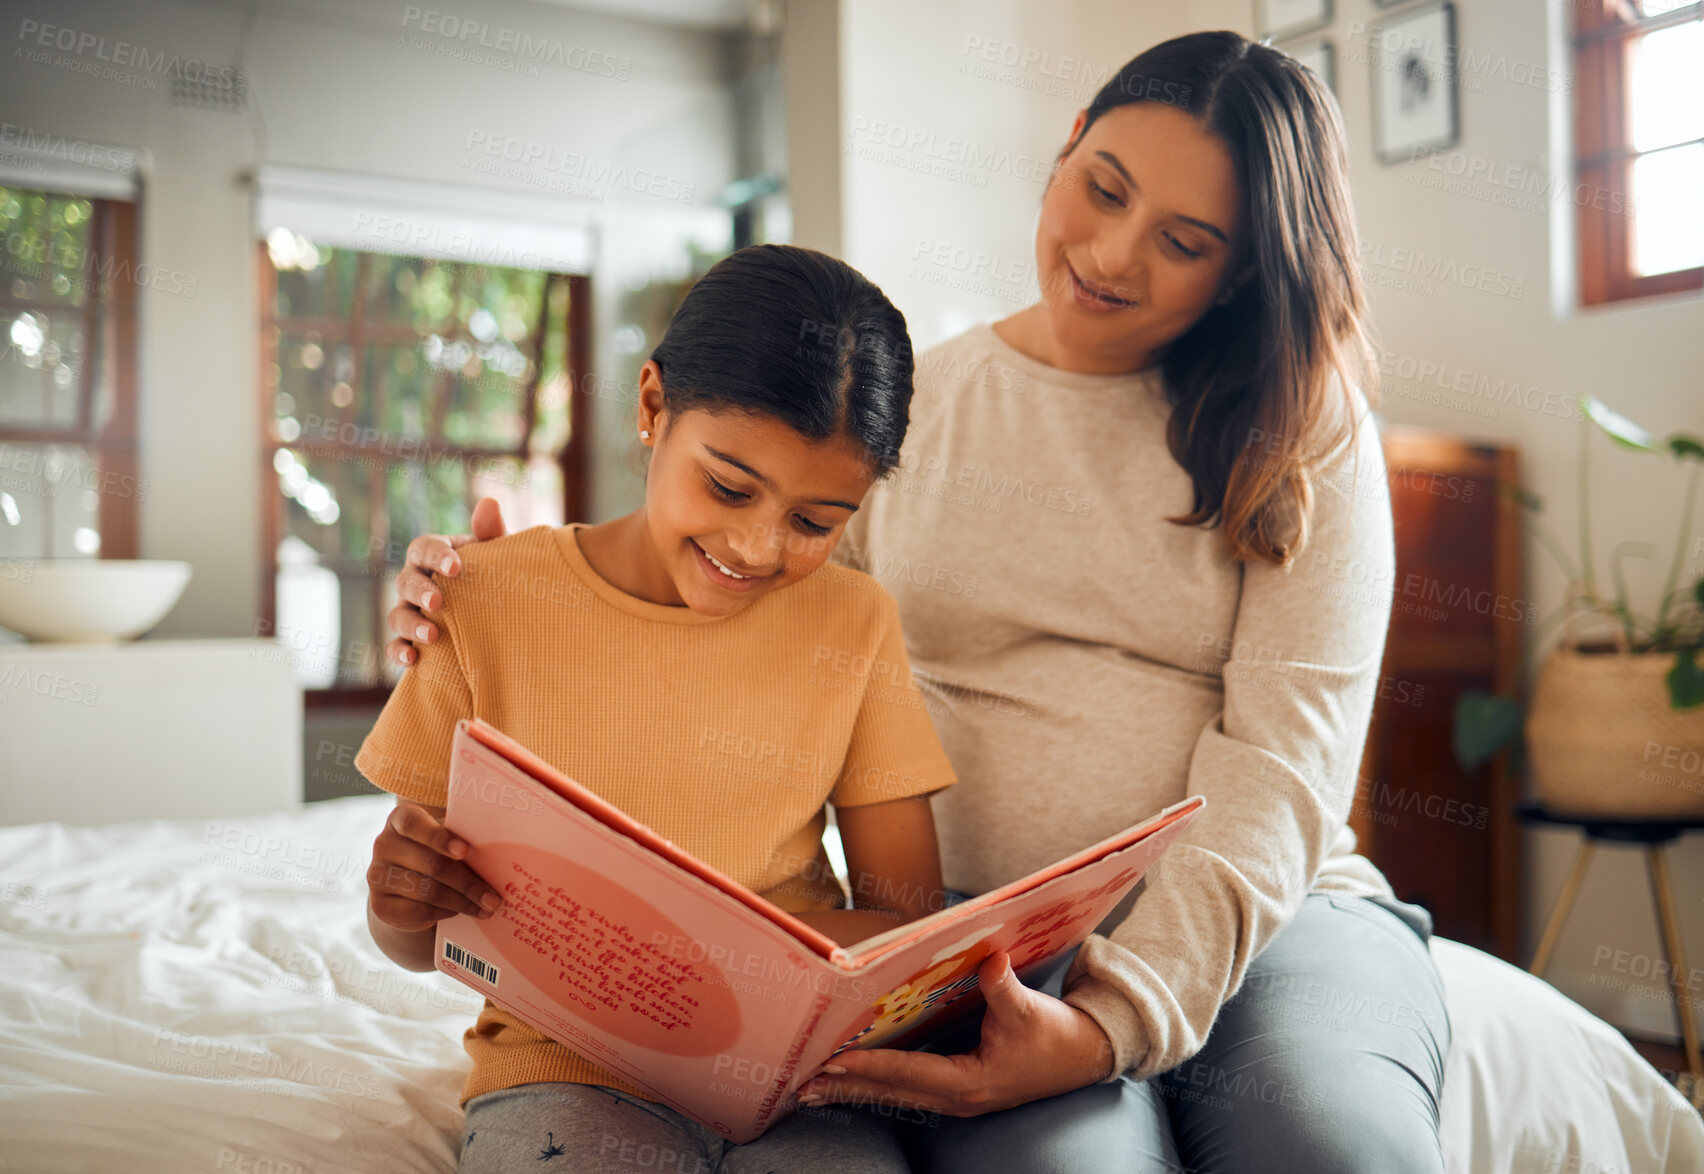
[835,322,1398,1081]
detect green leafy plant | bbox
[1452,396,1704,772]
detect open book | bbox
[436,719,1204,1142]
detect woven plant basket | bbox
[1526,643,1704,818]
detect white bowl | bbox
[0,559,193,643]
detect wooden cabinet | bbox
[1356,427,1525,963]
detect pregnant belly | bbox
[917,647,1223,894]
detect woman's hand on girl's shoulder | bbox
[385,497,508,667]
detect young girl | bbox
[357,245,956,1173]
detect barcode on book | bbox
[444,939,500,987]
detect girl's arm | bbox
[791,794,947,946]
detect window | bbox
[259,234,588,697]
[1574,0,1704,305]
[0,186,141,559]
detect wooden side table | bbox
[1518,800,1704,1081]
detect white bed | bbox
[1,794,1700,1172]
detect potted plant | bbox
[1454,396,1704,817]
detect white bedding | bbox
[0,794,1699,1172]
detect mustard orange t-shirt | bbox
[355,523,956,1105]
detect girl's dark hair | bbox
[648,244,916,476]
[1070,31,1374,565]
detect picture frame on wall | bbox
[1286,37,1335,94]
[1257,0,1331,42]
[1370,0,1458,163]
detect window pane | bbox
[0,191,47,300]
[465,268,545,340]
[44,445,99,557]
[385,462,425,562]
[445,368,527,448]
[1,311,51,426]
[385,458,470,569]
[277,447,363,561]
[1,311,83,427]
[426,457,470,535]
[45,315,82,427]
[272,240,355,319]
[531,367,569,455]
[367,255,455,331]
[273,332,352,439]
[325,457,375,563]
[1629,21,1704,153]
[0,191,97,310]
[369,342,433,440]
[262,239,579,692]
[1637,1,1696,17]
[530,278,573,454]
[0,186,130,560]
[0,187,26,273]
[89,318,113,432]
[0,443,100,558]
[0,442,48,558]
[1632,143,1704,276]
[46,196,97,309]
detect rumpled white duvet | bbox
[0,795,1699,1172]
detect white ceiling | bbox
[520,0,753,31]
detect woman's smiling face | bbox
[1033,101,1249,373]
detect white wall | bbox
[779,0,841,256]
[835,0,1704,1045]
[0,0,742,636]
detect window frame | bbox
[1573,0,1704,306]
[0,193,141,557]
[255,243,590,705]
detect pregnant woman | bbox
[384,31,1449,1174]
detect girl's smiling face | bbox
[632,359,877,618]
[1032,101,1250,373]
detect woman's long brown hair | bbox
[1068,31,1376,565]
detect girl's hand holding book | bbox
[367,799,504,934]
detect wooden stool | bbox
[1518,800,1704,1083]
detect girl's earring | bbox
[640,430,651,441]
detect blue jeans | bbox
[901,892,1451,1174]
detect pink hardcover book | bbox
[436,719,1204,1143]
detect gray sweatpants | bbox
[903,891,1452,1174]
[459,891,1449,1173]
[458,1082,910,1173]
